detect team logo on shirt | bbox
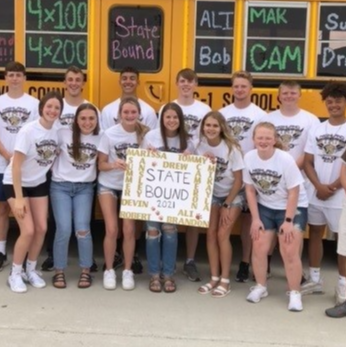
[249,169,282,195]
[184,115,201,134]
[113,116,144,125]
[59,113,75,129]
[215,157,228,182]
[316,134,346,163]
[276,125,303,151]
[114,143,139,160]
[67,143,97,170]
[0,107,31,134]
[35,140,58,166]
[226,117,253,141]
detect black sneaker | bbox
[183,260,201,282]
[325,301,346,318]
[102,253,124,271]
[131,255,143,274]
[235,261,249,283]
[41,255,54,272]
[0,252,8,271]
[90,259,98,272]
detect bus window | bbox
[317,3,346,77]
[0,0,15,67]
[194,1,235,74]
[245,2,308,75]
[108,6,164,72]
[25,0,88,69]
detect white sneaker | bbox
[25,270,46,288]
[247,284,268,303]
[103,269,116,290]
[8,273,28,293]
[122,269,135,290]
[288,290,303,312]
[301,278,323,295]
[335,285,346,305]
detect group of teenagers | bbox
[0,62,345,316]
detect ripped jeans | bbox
[50,181,94,270]
[146,221,178,277]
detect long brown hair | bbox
[160,103,189,152]
[119,96,149,145]
[253,122,284,150]
[72,103,100,161]
[199,111,241,154]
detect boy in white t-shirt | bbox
[41,66,100,272]
[303,82,346,296]
[0,61,39,270]
[219,71,266,283]
[167,68,211,282]
[101,66,158,131]
[266,81,320,168]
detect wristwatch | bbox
[222,202,232,209]
[285,217,293,223]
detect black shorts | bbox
[3,180,49,199]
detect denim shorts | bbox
[97,182,122,199]
[212,194,243,208]
[258,203,308,233]
[0,174,6,202]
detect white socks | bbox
[309,267,321,283]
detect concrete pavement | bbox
[0,236,345,347]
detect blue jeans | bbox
[50,181,95,270]
[146,221,178,277]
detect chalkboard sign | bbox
[317,4,346,77]
[246,4,308,75]
[246,39,305,74]
[108,7,163,72]
[25,0,88,69]
[0,0,15,67]
[0,0,14,31]
[194,1,235,74]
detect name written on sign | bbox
[111,15,160,61]
[320,9,346,70]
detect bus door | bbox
[98,0,173,111]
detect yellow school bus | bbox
[0,0,345,232]
[0,0,345,116]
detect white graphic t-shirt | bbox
[98,124,139,190]
[243,149,308,209]
[101,98,158,130]
[52,129,102,182]
[54,99,101,131]
[159,100,211,140]
[142,128,195,153]
[264,109,320,161]
[195,140,244,197]
[0,93,39,172]
[3,119,58,187]
[305,120,346,208]
[219,103,267,154]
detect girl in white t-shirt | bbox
[196,111,244,298]
[243,122,308,312]
[142,102,192,293]
[98,96,148,291]
[3,91,63,293]
[50,103,101,289]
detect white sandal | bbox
[198,276,220,295]
[211,278,231,298]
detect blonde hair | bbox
[119,96,149,145]
[199,111,241,154]
[231,70,253,86]
[253,122,284,150]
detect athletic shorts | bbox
[308,204,342,233]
